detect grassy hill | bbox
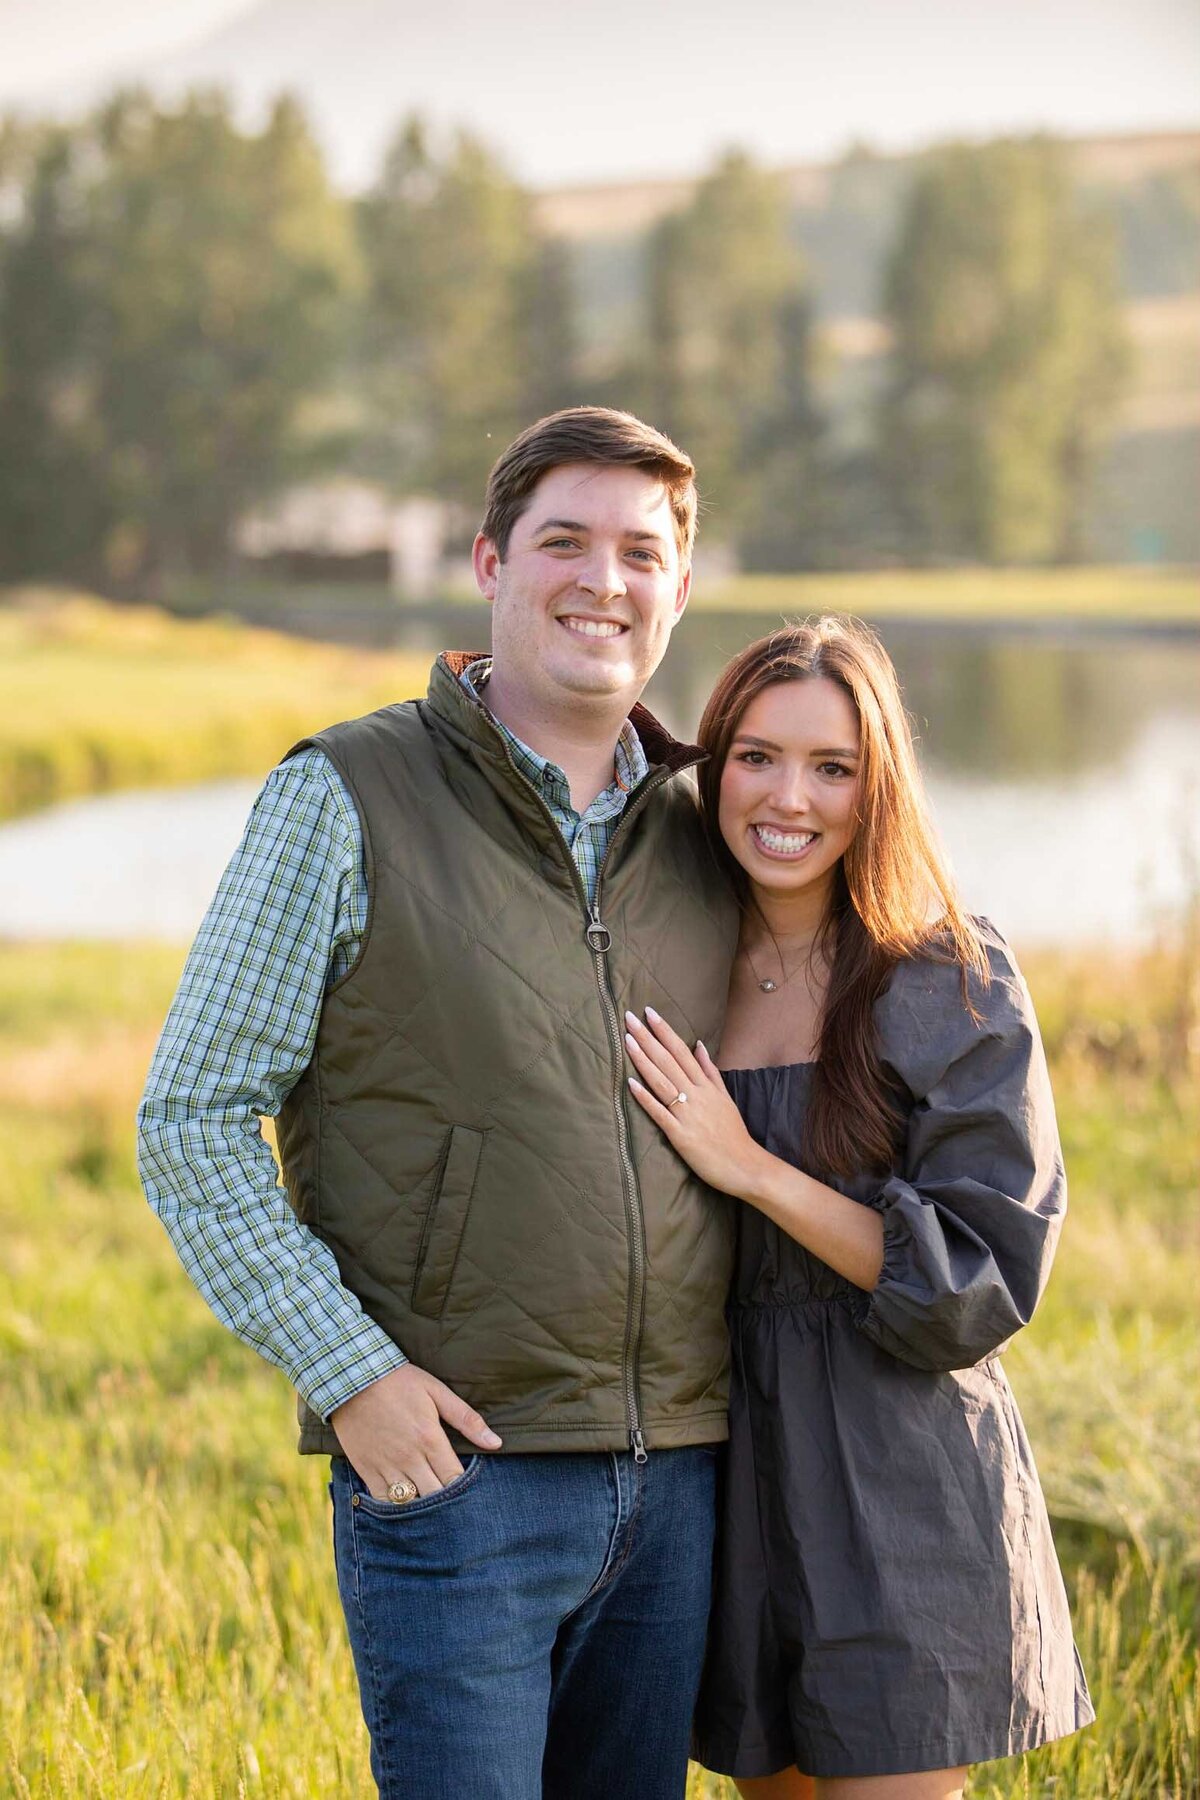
[536,130,1200,318]
[0,591,427,819]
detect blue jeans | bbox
[330,1446,718,1800]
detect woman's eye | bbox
[737,750,769,766]
[819,761,853,779]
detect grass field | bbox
[1,935,1195,1798]
[695,565,1200,624]
[0,592,428,821]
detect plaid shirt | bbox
[137,662,648,1422]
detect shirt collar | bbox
[460,656,648,812]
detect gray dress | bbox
[692,924,1094,1780]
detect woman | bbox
[623,618,1093,1800]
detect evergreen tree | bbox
[92,89,357,587]
[880,137,1128,564]
[0,90,357,591]
[0,128,111,581]
[641,150,827,565]
[358,120,576,509]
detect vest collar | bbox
[428,650,706,781]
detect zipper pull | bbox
[631,1429,648,1465]
[585,906,612,953]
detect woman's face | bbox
[717,677,862,906]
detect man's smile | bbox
[557,615,629,639]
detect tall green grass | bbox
[1,591,428,819]
[1,941,1195,1797]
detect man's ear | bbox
[672,563,692,624]
[473,532,501,602]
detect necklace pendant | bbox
[759,978,778,993]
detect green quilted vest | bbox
[276,653,739,1457]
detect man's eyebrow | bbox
[532,517,668,544]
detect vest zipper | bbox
[585,894,647,1460]
[490,740,702,1465]
[589,764,700,1464]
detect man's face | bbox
[473,462,691,716]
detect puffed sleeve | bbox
[854,921,1065,1373]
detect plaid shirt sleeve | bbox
[136,749,408,1422]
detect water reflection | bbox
[643,615,1200,782]
[0,780,262,940]
[223,597,1197,786]
[0,618,1196,947]
[0,719,1195,950]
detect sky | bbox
[2,0,1198,187]
[1,0,254,90]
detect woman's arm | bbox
[854,931,1066,1371]
[627,920,1066,1373]
[623,1008,885,1292]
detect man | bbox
[138,408,738,1800]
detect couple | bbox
[138,408,1092,1800]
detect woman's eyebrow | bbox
[731,735,860,758]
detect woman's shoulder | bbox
[884,914,1026,1003]
[874,916,1037,1095]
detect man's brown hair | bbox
[480,407,698,564]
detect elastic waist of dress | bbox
[729,1292,866,1327]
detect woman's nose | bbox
[769,768,810,814]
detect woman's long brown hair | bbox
[697,616,988,1177]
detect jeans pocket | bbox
[344,1454,485,1520]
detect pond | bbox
[2,613,1197,947]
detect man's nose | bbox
[576,552,627,602]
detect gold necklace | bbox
[740,937,818,996]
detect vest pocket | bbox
[411,1125,485,1318]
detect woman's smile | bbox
[749,823,819,859]
[718,677,861,910]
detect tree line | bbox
[0,90,1129,594]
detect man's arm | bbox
[137,750,499,1493]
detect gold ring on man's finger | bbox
[386,1477,419,1504]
